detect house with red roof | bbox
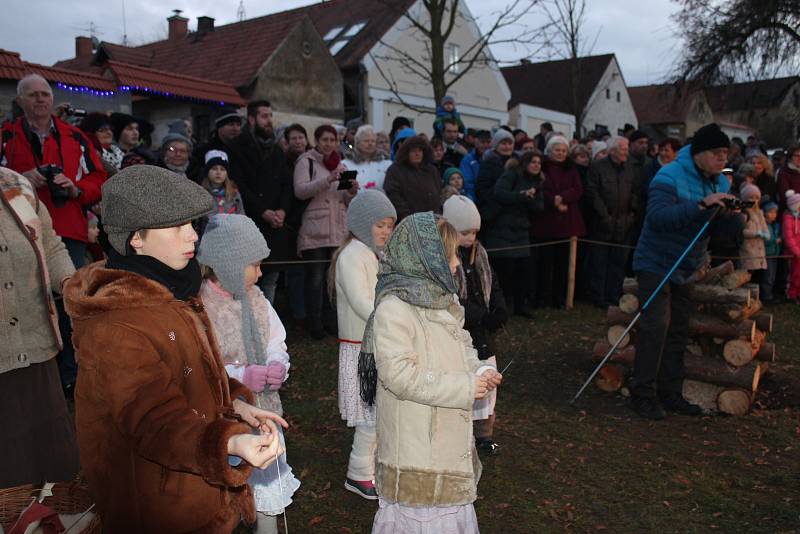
[56,0,513,136]
[55,9,343,143]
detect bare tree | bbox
[673,0,800,84]
[369,0,548,114]
[539,0,597,135]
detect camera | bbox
[63,105,86,118]
[38,165,70,207]
[722,197,754,211]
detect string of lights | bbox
[54,82,229,106]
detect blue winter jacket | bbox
[633,144,730,283]
[459,149,480,201]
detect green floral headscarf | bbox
[358,211,458,404]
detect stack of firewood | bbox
[590,261,774,415]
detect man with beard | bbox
[187,112,243,182]
[226,100,293,303]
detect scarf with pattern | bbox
[358,211,458,405]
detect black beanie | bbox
[690,123,730,156]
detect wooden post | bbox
[566,236,578,310]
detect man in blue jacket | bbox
[459,130,491,201]
[630,123,735,420]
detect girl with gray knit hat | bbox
[197,214,300,533]
[328,189,397,500]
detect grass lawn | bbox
[277,302,800,533]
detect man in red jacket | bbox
[1,73,107,399]
[2,74,107,268]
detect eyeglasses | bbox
[168,147,189,155]
[96,126,112,133]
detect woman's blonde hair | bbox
[750,153,773,177]
[436,216,459,264]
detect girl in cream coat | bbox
[330,190,397,499]
[358,212,502,533]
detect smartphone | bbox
[338,170,358,190]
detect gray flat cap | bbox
[101,165,214,254]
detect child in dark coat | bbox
[443,195,508,455]
[433,95,465,137]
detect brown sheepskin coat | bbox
[64,262,257,533]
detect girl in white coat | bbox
[329,190,397,499]
[197,214,300,534]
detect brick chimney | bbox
[168,9,189,40]
[197,16,215,35]
[75,36,94,58]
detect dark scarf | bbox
[106,247,202,301]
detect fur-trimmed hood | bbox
[64,261,176,320]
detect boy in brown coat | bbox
[64,165,286,533]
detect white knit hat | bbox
[592,141,608,159]
[443,195,481,232]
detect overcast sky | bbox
[0,0,682,87]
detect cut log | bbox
[591,341,636,367]
[756,341,776,363]
[688,315,756,343]
[700,299,762,323]
[720,270,752,290]
[743,282,760,301]
[698,261,735,285]
[595,363,628,392]
[607,324,631,348]
[687,284,751,306]
[606,306,635,326]
[722,339,759,367]
[618,293,640,314]
[752,313,773,333]
[684,353,763,391]
[682,380,723,412]
[716,389,752,416]
[622,278,638,295]
[595,345,765,392]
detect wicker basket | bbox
[0,475,101,533]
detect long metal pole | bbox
[570,207,721,405]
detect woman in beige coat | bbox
[358,211,502,533]
[739,184,769,273]
[0,168,79,487]
[294,124,358,338]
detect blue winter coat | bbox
[459,149,480,201]
[633,145,730,283]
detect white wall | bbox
[582,58,638,136]
[364,0,509,134]
[509,103,575,138]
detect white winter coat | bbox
[335,239,378,342]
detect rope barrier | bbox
[259,237,797,265]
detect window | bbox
[447,43,460,74]
[343,21,367,38]
[616,91,620,102]
[329,40,348,56]
[323,26,345,42]
[605,88,610,99]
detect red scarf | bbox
[319,148,341,171]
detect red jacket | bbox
[530,158,586,239]
[1,116,107,242]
